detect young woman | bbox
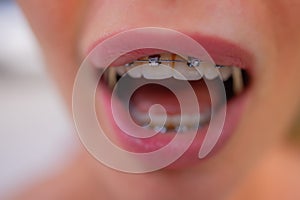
[15,0,300,199]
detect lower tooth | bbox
[134,112,209,133]
[232,67,244,94]
[151,125,167,133]
[175,125,189,133]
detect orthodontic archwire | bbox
[125,55,224,68]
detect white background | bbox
[0,1,78,197]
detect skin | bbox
[15,0,300,199]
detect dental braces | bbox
[125,55,224,68]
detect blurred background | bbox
[0,0,300,199]
[0,0,77,198]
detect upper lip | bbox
[88,28,254,73]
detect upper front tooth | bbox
[173,62,204,80]
[202,63,220,80]
[125,54,228,81]
[219,66,233,81]
[173,55,203,80]
[126,64,144,78]
[142,63,173,79]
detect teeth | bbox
[115,54,239,81]
[153,126,167,134]
[142,63,174,79]
[126,64,143,78]
[173,55,204,80]
[187,56,201,67]
[148,114,209,133]
[219,66,233,81]
[131,107,211,133]
[108,67,117,88]
[232,67,244,94]
[115,66,126,76]
[175,125,189,133]
[141,54,174,79]
[111,54,243,87]
[104,54,247,133]
[121,54,207,80]
[148,55,161,66]
[202,62,220,80]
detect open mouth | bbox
[82,28,254,169]
[100,52,250,134]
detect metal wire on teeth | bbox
[124,55,224,68]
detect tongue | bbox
[130,79,212,115]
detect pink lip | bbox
[98,83,250,169]
[88,30,254,71]
[89,28,254,169]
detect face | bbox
[18,0,300,199]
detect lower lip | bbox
[96,81,250,170]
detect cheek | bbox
[18,0,85,49]
[18,0,89,110]
[264,1,300,90]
